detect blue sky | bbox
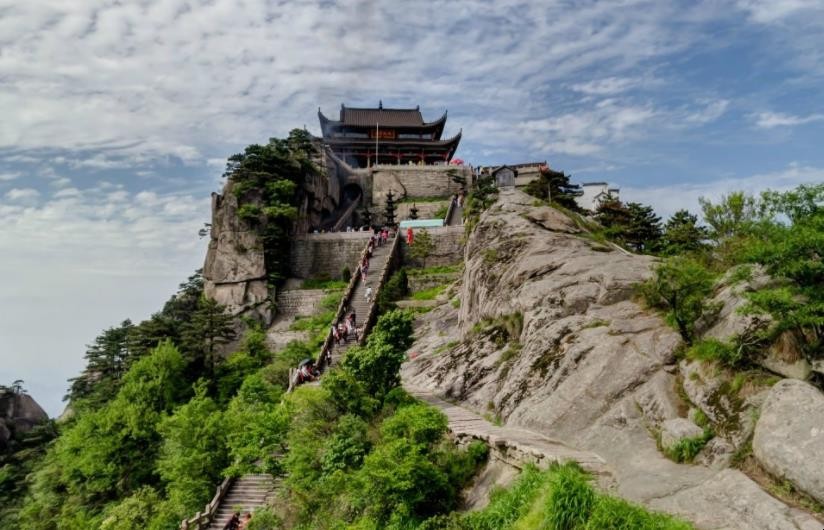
[1,0,824,416]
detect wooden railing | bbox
[180,477,234,529]
[359,231,402,343]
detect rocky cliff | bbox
[403,189,823,529]
[0,390,48,451]
[203,179,272,322]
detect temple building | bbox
[318,102,462,168]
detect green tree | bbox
[524,167,582,211]
[639,257,717,344]
[408,229,435,267]
[156,381,228,516]
[625,202,662,253]
[699,192,759,244]
[67,320,135,407]
[662,210,710,256]
[181,296,237,380]
[227,129,314,283]
[595,194,632,243]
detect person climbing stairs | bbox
[207,474,278,530]
[327,234,394,366]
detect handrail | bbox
[443,197,455,227]
[180,477,234,529]
[313,235,374,371]
[360,231,402,342]
[331,191,363,232]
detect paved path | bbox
[406,387,613,484]
[447,201,464,226]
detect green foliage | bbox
[685,338,742,367]
[227,129,315,283]
[523,167,582,212]
[156,381,228,514]
[301,278,348,290]
[699,192,760,244]
[406,264,461,276]
[19,342,187,527]
[321,414,371,474]
[434,204,449,219]
[451,464,693,530]
[595,196,662,253]
[216,325,272,402]
[464,174,498,234]
[99,487,165,530]
[181,295,237,380]
[377,268,409,313]
[545,463,596,530]
[341,266,352,282]
[0,421,57,527]
[246,508,283,530]
[410,284,447,301]
[639,257,717,343]
[664,430,714,463]
[409,228,436,267]
[662,210,710,256]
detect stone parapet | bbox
[290,233,372,279]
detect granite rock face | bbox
[753,379,824,505]
[402,189,822,529]
[660,418,704,451]
[203,179,272,323]
[0,391,48,450]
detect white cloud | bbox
[737,0,824,23]
[571,77,640,95]
[5,187,40,201]
[753,111,824,128]
[685,99,730,124]
[0,172,21,182]
[50,176,71,187]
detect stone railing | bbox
[359,231,402,342]
[443,197,455,226]
[180,477,234,529]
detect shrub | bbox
[341,266,352,282]
[685,338,741,366]
[377,268,409,313]
[639,257,717,344]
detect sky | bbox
[1,0,824,416]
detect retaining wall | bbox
[290,232,372,279]
[400,226,464,268]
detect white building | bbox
[574,182,620,212]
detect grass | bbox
[407,263,462,276]
[410,284,448,301]
[301,278,348,290]
[581,319,610,329]
[456,463,694,530]
[663,429,714,463]
[685,338,742,367]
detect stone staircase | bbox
[446,201,464,226]
[207,474,278,530]
[327,237,393,366]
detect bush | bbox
[341,267,351,282]
[685,339,742,367]
[639,257,717,344]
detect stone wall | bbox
[401,226,464,268]
[275,288,328,318]
[372,166,469,208]
[290,232,371,279]
[395,201,449,221]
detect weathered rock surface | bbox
[203,179,272,322]
[753,379,824,505]
[403,189,822,529]
[660,418,704,451]
[0,391,48,450]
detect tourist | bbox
[365,285,373,303]
[349,310,357,327]
[406,227,414,245]
[238,512,253,530]
[338,321,348,341]
[223,512,240,530]
[331,324,340,345]
[458,192,465,207]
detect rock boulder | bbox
[660,418,704,452]
[753,379,824,504]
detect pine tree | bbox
[67,320,136,405]
[384,190,397,227]
[181,296,237,379]
[595,194,632,241]
[524,167,582,211]
[625,202,663,253]
[662,210,710,255]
